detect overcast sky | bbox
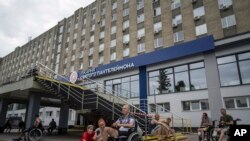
[0,0,95,58]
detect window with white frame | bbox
[74,23,78,29]
[123,20,129,29]
[91,13,96,21]
[89,47,93,55]
[110,40,116,48]
[99,55,104,64]
[73,43,76,50]
[46,111,53,117]
[137,28,145,38]
[173,31,184,43]
[66,36,70,42]
[90,35,95,43]
[80,51,84,58]
[137,0,144,10]
[193,6,205,18]
[89,58,93,67]
[83,18,86,25]
[123,8,129,17]
[59,26,63,33]
[91,24,95,31]
[111,26,117,34]
[123,0,129,4]
[80,63,84,69]
[100,31,105,39]
[154,22,162,32]
[123,48,130,57]
[195,24,207,36]
[112,2,117,10]
[221,15,236,28]
[123,34,130,43]
[82,29,86,35]
[171,0,181,10]
[154,37,163,48]
[71,54,75,61]
[172,14,182,25]
[224,97,250,109]
[137,14,144,23]
[110,52,116,61]
[154,7,161,17]
[73,33,77,39]
[101,8,106,15]
[81,40,85,47]
[137,43,145,53]
[99,44,104,52]
[100,20,105,27]
[112,14,116,21]
[182,100,209,111]
[218,0,233,9]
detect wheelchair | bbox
[26,127,44,141]
[209,118,241,141]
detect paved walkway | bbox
[0,130,198,141]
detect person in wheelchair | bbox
[14,114,43,141]
[198,112,210,141]
[112,104,136,141]
[95,118,118,141]
[212,108,233,141]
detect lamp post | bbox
[153,85,158,114]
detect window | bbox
[59,26,63,33]
[175,65,189,92]
[154,7,161,16]
[82,29,86,35]
[193,6,205,18]
[123,0,129,4]
[99,44,104,52]
[217,55,240,86]
[154,22,162,32]
[91,13,96,21]
[90,35,94,43]
[190,62,207,90]
[112,14,116,21]
[89,47,93,55]
[171,0,181,10]
[123,20,129,29]
[149,103,170,113]
[80,51,84,58]
[137,14,144,23]
[182,100,209,111]
[218,0,233,9]
[100,20,105,27]
[224,97,250,109]
[91,24,95,31]
[100,31,105,39]
[123,8,129,17]
[123,48,130,57]
[137,28,145,38]
[99,55,104,64]
[239,52,250,84]
[74,23,78,29]
[154,38,163,48]
[137,0,144,10]
[123,34,130,43]
[111,26,117,34]
[195,24,207,36]
[221,15,236,28]
[89,58,93,67]
[73,43,76,50]
[71,55,75,61]
[110,52,116,61]
[112,2,117,10]
[138,43,145,53]
[46,111,53,117]
[173,31,184,43]
[110,40,116,48]
[172,14,182,25]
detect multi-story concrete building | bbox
[1,0,250,127]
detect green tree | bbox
[157,70,171,93]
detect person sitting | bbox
[80,125,96,141]
[18,120,25,133]
[95,118,118,141]
[112,104,135,141]
[14,114,43,141]
[197,113,210,141]
[4,119,12,133]
[150,114,160,135]
[212,108,233,141]
[47,118,57,135]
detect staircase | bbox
[34,62,148,133]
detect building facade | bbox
[0,0,250,127]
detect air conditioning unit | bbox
[220,4,229,10]
[194,16,200,21]
[192,0,197,4]
[172,23,178,28]
[122,28,126,32]
[137,36,142,40]
[154,29,160,34]
[124,41,129,45]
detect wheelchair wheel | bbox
[127,132,139,141]
[209,129,218,141]
[29,128,42,141]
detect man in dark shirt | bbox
[47,119,57,135]
[213,108,233,141]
